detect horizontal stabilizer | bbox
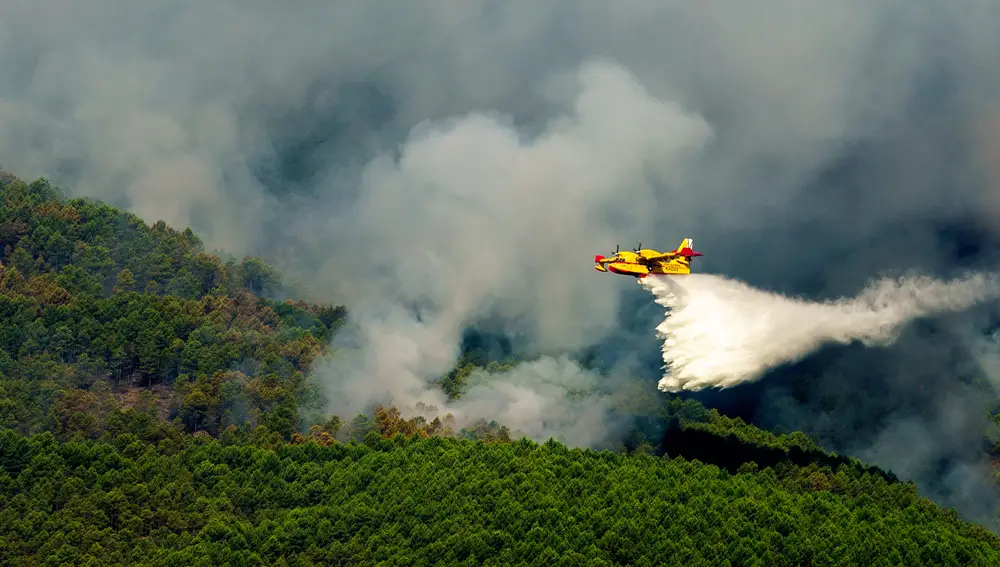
[675,248,703,257]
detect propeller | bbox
[597,244,621,264]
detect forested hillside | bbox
[0,172,346,440]
[3,429,1000,566]
[2,170,999,565]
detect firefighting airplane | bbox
[594,238,703,278]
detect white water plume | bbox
[640,272,1000,391]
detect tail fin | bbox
[674,237,703,258]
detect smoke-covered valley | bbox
[5,0,1000,526]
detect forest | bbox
[2,169,1000,565]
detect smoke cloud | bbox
[439,355,635,449]
[326,59,710,352]
[641,273,1000,391]
[316,61,709,447]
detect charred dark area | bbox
[656,420,901,485]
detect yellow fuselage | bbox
[594,249,692,277]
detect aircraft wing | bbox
[643,251,679,261]
[646,247,703,261]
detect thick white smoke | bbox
[641,272,1000,391]
[315,59,709,447]
[441,355,633,448]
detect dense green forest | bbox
[0,171,345,440]
[2,169,1000,565]
[4,429,1000,566]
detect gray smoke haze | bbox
[5,0,1000,522]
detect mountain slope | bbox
[1,430,998,567]
[1,169,999,563]
[0,171,345,438]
